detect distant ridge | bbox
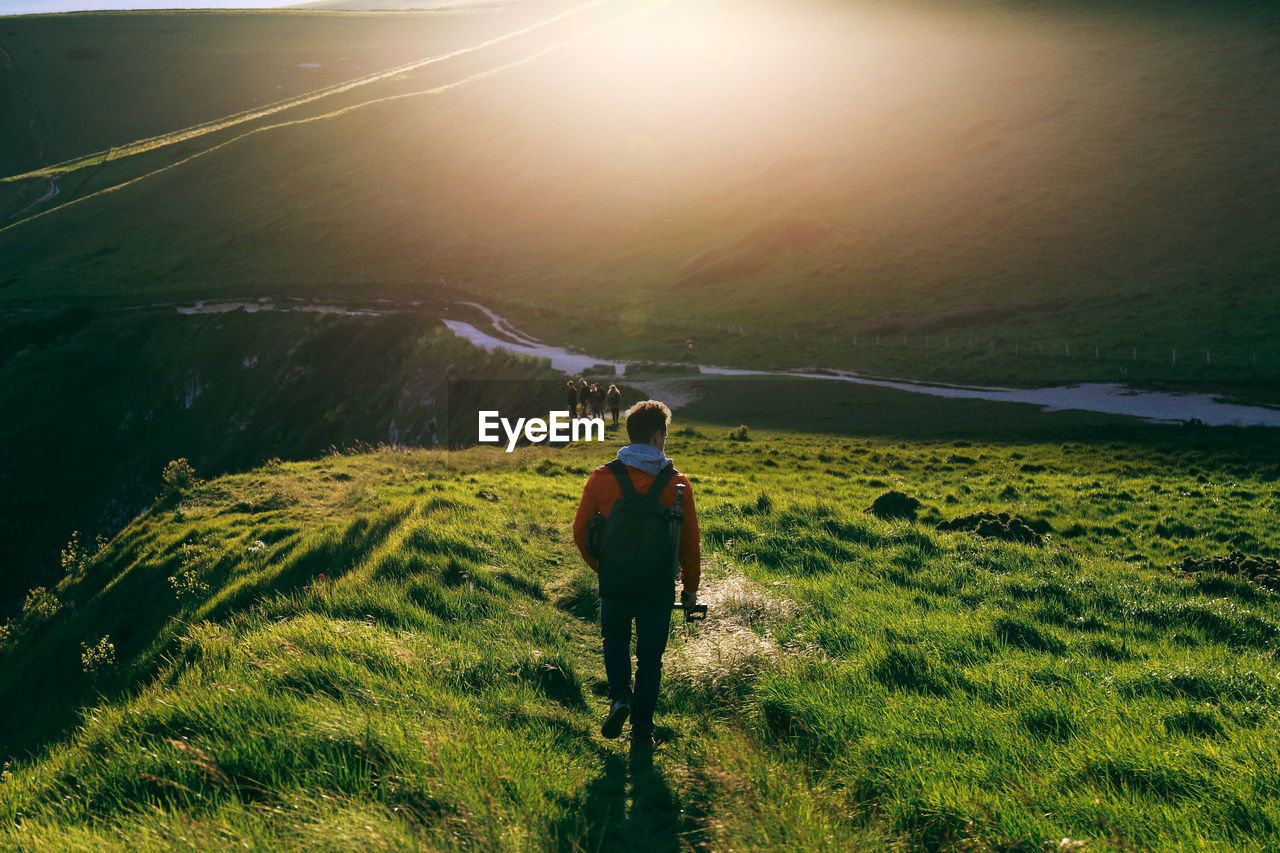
[289,0,519,9]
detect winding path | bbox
[441,306,1280,428]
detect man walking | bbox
[573,400,700,750]
[606,384,621,425]
[566,380,579,419]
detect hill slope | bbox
[2,0,1278,386]
[3,427,1280,850]
[0,303,564,614]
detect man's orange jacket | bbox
[573,463,700,594]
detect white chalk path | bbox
[159,296,1280,426]
[444,308,1280,428]
[441,318,625,375]
[452,300,545,347]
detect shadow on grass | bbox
[0,503,410,764]
[553,750,688,853]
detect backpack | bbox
[592,459,678,602]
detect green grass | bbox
[2,0,1279,388]
[4,3,1280,843]
[2,420,1280,850]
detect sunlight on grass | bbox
[0,422,1277,849]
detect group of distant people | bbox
[568,379,622,424]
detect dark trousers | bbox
[600,598,672,737]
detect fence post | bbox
[1206,350,1211,365]
[1132,347,1136,361]
[1172,348,1176,366]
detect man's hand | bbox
[681,589,697,610]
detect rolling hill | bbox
[4,4,1280,849]
[3,420,1280,850]
[1,0,1278,386]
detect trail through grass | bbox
[3,423,1279,850]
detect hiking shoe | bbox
[601,699,630,739]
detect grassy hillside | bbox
[0,304,564,613]
[2,0,1278,388]
[4,4,1278,846]
[0,3,584,171]
[2,420,1280,850]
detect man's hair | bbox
[625,400,672,444]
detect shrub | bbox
[170,542,214,603]
[22,586,59,621]
[729,425,750,441]
[169,568,210,603]
[60,530,87,574]
[59,531,105,575]
[81,635,116,680]
[162,458,197,493]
